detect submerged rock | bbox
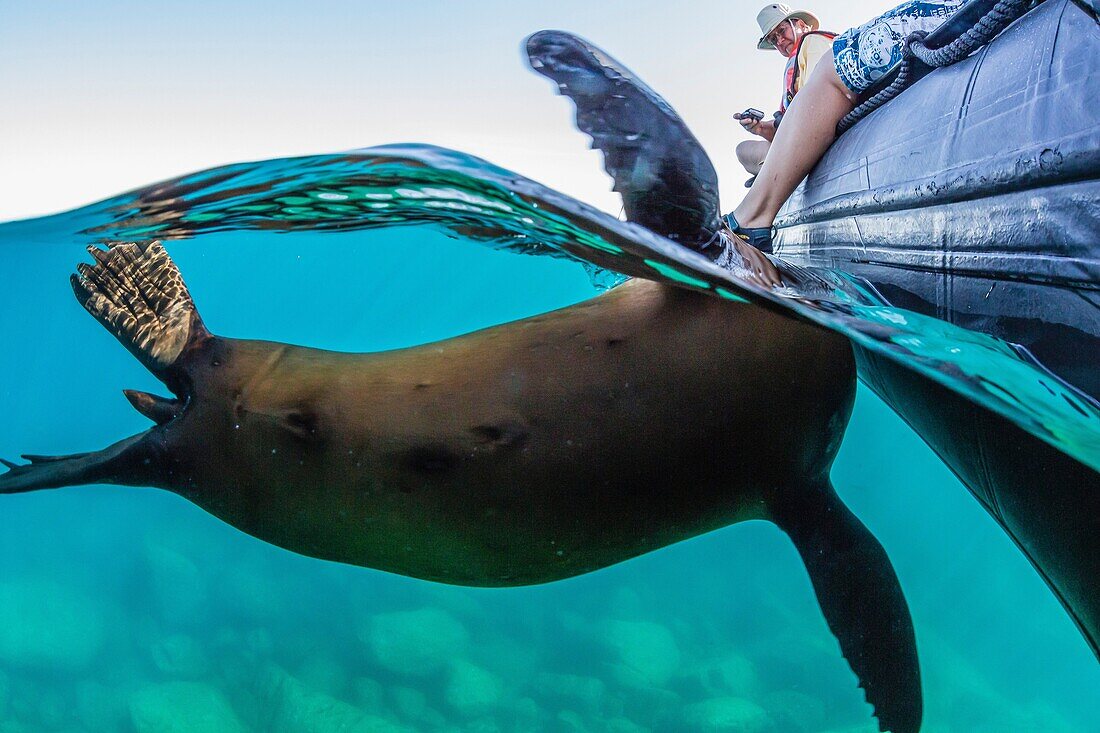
[476,634,542,688]
[445,660,503,717]
[464,717,504,733]
[360,607,468,676]
[556,709,591,733]
[509,697,547,730]
[680,696,771,732]
[244,627,275,658]
[608,587,646,619]
[295,654,349,699]
[144,543,209,628]
[76,680,128,733]
[761,689,826,732]
[604,717,649,733]
[600,619,681,688]
[390,686,447,728]
[129,681,245,733]
[150,634,210,679]
[256,665,412,733]
[216,554,288,624]
[0,579,107,671]
[350,677,387,715]
[534,671,606,713]
[35,687,69,729]
[690,653,759,698]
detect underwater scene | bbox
[0,150,1097,733]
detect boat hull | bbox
[775,0,1100,658]
[774,0,1100,400]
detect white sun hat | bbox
[756,3,821,50]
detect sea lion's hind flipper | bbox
[71,241,209,387]
[526,31,722,247]
[0,432,157,495]
[771,482,922,733]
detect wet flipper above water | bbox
[526,31,724,251]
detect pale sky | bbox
[0,1,883,222]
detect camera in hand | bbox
[733,108,765,122]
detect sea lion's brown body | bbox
[0,243,920,731]
[149,276,853,585]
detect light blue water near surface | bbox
[0,161,1097,733]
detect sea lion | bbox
[1,241,920,732]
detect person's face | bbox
[767,19,809,58]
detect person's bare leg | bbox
[736,140,770,176]
[732,50,859,229]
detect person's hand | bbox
[740,117,777,142]
[738,115,768,137]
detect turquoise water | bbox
[0,153,1098,732]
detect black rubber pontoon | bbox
[774,0,1100,402]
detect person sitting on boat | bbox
[726,0,965,252]
[736,4,835,188]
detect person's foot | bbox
[722,212,773,253]
[744,175,757,188]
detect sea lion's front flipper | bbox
[771,482,922,733]
[0,433,157,495]
[1,242,205,495]
[526,31,722,249]
[71,241,209,388]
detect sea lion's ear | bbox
[526,30,722,247]
[770,482,922,733]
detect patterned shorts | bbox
[832,0,965,94]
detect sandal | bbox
[722,213,773,254]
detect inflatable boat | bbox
[773,0,1100,656]
[774,0,1099,401]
